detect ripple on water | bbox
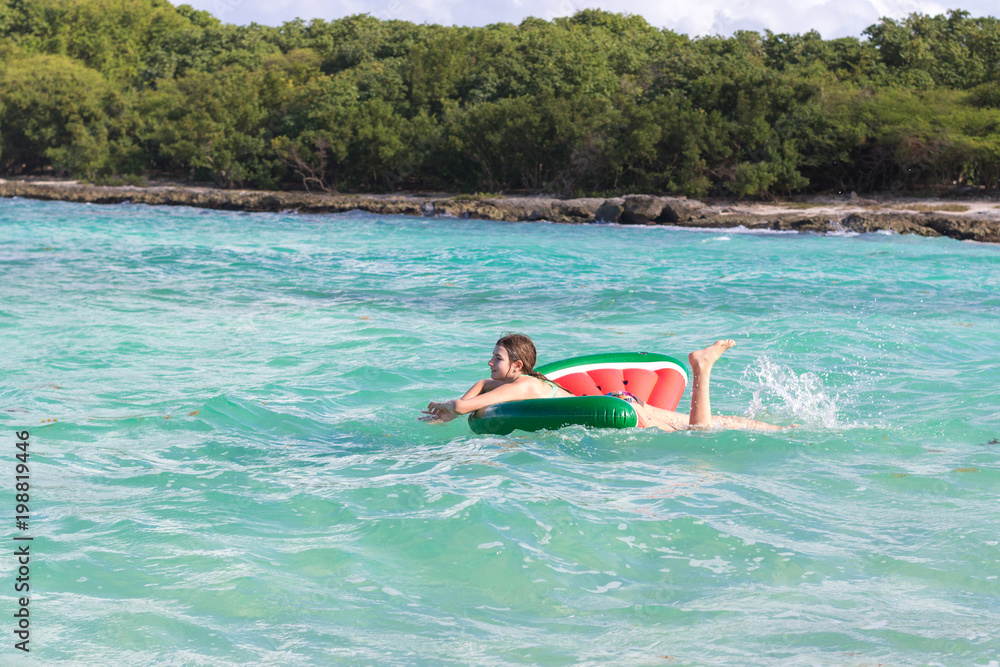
[2,203,999,664]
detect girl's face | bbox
[488,344,521,380]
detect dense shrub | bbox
[1,2,999,195]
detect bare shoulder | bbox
[480,379,505,392]
[486,376,535,395]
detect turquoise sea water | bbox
[1,197,999,665]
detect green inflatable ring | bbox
[467,351,688,435]
[468,395,638,435]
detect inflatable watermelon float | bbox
[467,352,688,435]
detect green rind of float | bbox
[468,396,639,435]
[535,351,688,377]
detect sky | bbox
[176,0,996,39]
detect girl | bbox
[420,334,785,431]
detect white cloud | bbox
[176,0,998,37]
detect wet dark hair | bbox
[496,333,549,381]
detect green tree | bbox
[141,21,281,81]
[1,0,193,83]
[0,53,116,177]
[865,10,1000,89]
[141,68,282,187]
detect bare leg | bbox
[688,339,735,428]
[632,404,688,431]
[713,414,785,431]
[633,404,786,432]
[624,339,790,432]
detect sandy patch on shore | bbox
[705,196,1000,220]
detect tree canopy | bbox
[1,2,999,196]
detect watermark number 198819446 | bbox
[12,430,32,653]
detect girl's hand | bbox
[419,400,458,423]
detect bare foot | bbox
[688,339,735,371]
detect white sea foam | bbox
[741,356,842,428]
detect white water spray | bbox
[741,356,842,428]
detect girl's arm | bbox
[452,378,533,414]
[421,377,532,423]
[460,378,503,400]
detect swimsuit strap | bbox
[539,377,559,398]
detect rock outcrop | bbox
[616,195,706,224]
[1,179,997,243]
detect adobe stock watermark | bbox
[206,0,246,22]
[710,0,752,36]
[879,0,925,19]
[11,430,32,653]
[373,0,405,21]
[543,0,581,22]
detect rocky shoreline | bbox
[2,178,999,243]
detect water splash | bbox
[741,356,842,428]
